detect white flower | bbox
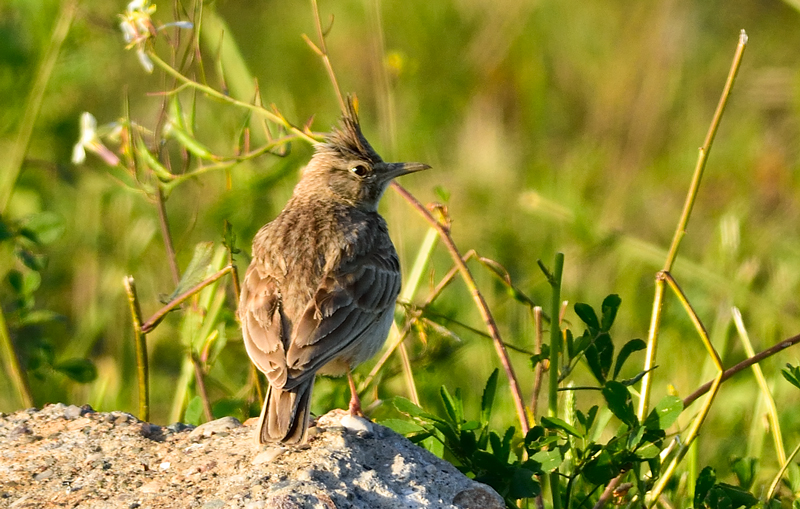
[72,112,121,166]
[118,0,192,74]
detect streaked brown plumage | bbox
[238,99,429,444]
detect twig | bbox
[191,353,214,422]
[306,0,346,113]
[123,276,149,421]
[390,182,530,435]
[155,186,181,286]
[147,53,319,145]
[141,265,234,333]
[683,331,800,408]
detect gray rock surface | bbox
[0,404,503,509]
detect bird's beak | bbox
[380,162,431,181]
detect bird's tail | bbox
[256,378,315,444]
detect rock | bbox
[188,416,242,439]
[0,403,503,508]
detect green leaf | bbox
[381,418,426,435]
[15,247,47,271]
[602,381,637,427]
[576,406,598,434]
[585,332,614,384]
[222,220,240,254]
[18,309,62,326]
[582,449,617,485]
[716,483,758,508]
[635,442,661,459]
[782,364,800,390]
[164,116,215,160]
[54,358,97,383]
[600,294,621,331]
[730,457,757,490]
[644,395,683,430]
[165,242,215,303]
[612,338,646,380]
[508,468,541,499]
[21,212,65,245]
[530,449,563,472]
[524,426,545,449]
[706,486,732,509]
[440,386,459,423]
[529,345,550,370]
[136,141,174,182]
[480,369,498,425]
[541,416,582,438]
[393,396,425,418]
[434,185,451,203]
[210,398,245,421]
[695,466,717,508]
[574,302,600,330]
[184,396,204,426]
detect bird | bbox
[238,98,430,444]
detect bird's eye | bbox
[350,164,369,177]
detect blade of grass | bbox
[732,306,786,465]
[637,30,748,420]
[0,0,78,212]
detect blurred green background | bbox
[2,0,800,490]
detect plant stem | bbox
[531,306,544,419]
[637,30,748,420]
[0,306,33,408]
[732,306,786,465]
[0,0,77,213]
[148,53,319,145]
[140,265,234,333]
[546,253,565,509]
[766,441,800,501]
[391,182,530,435]
[191,353,214,422]
[683,331,800,408]
[155,186,181,286]
[547,253,564,420]
[124,276,149,421]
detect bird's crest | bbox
[320,96,382,164]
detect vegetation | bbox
[2,0,800,506]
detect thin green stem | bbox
[638,31,747,421]
[391,182,530,435]
[155,186,181,286]
[124,276,149,421]
[547,253,564,419]
[766,441,800,501]
[309,0,346,113]
[547,253,564,509]
[148,53,320,145]
[0,305,33,408]
[732,307,786,465]
[0,0,78,213]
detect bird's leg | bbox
[347,369,364,417]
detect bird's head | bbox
[298,98,430,211]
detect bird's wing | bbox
[284,240,401,384]
[239,263,289,388]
